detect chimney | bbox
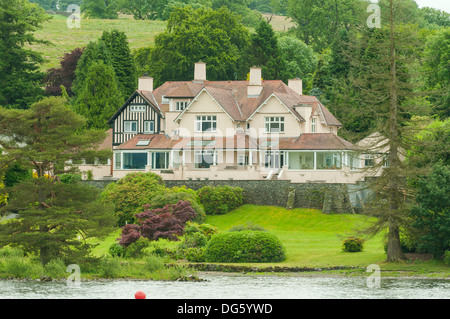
[288,78,302,95]
[138,74,153,92]
[194,61,206,82]
[248,67,263,97]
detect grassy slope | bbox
[205,205,386,268]
[31,14,167,71]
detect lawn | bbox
[205,205,387,268]
[31,14,167,71]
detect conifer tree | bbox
[74,61,122,130]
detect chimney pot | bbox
[194,61,206,82]
[138,75,153,92]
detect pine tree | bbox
[101,30,137,100]
[74,61,122,130]
[250,19,286,80]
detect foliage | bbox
[205,230,286,263]
[229,222,267,232]
[196,185,244,215]
[58,173,82,184]
[43,48,84,97]
[249,19,286,80]
[0,0,50,109]
[73,60,123,130]
[0,96,111,178]
[101,172,166,226]
[3,163,32,188]
[119,200,197,246]
[0,178,116,265]
[147,6,251,86]
[149,186,206,223]
[100,30,137,100]
[82,0,119,19]
[444,250,450,266]
[409,164,450,257]
[342,237,365,253]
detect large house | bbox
[80,62,386,184]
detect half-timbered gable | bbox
[108,91,163,146]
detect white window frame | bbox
[195,115,217,132]
[311,118,316,133]
[364,154,375,167]
[264,116,285,133]
[130,105,146,112]
[194,150,218,168]
[124,121,137,133]
[175,101,188,111]
[144,120,155,133]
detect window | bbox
[316,152,342,170]
[115,153,122,170]
[144,121,154,133]
[265,117,285,133]
[136,140,150,146]
[130,105,146,112]
[123,153,147,170]
[161,96,169,104]
[383,154,389,167]
[151,152,169,169]
[364,154,374,167]
[175,101,187,111]
[311,118,316,133]
[246,122,250,130]
[124,121,137,133]
[194,150,217,168]
[237,155,249,166]
[195,115,217,132]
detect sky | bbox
[414,0,450,13]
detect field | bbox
[31,13,294,71]
[31,14,167,71]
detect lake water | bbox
[0,274,449,299]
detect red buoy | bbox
[135,291,146,299]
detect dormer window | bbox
[144,121,155,133]
[175,101,188,111]
[311,118,317,133]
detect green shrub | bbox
[58,173,82,184]
[184,247,206,262]
[144,254,165,273]
[4,257,44,279]
[99,257,122,278]
[444,250,450,266]
[205,231,286,263]
[44,258,67,278]
[149,188,206,223]
[108,243,126,257]
[196,185,244,215]
[342,237,365,253]
[0,246,24,258]
[229,222,268,232]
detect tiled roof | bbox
[114,133,355,151]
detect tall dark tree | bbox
[249,19,286,80]
[43,48,84,97]
[82,0,119,19]
[101,30,137,100]
[0,0,50,109]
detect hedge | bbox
[205,231,286,263]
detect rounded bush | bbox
[342,237,365,253]
[196,185,244,215]
[205,231,286,263]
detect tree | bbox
[119,201,197,245]
[410,164,450,257]
[285,0,365,51]
[422,28,450,118]
[348,0,430,262]
[101,30,137,100]
[0,178,116,265]
[117,0,160,20]
[44,48,84,97]
[278,36,317,85]
[0,0,50,109]
[0,96,111,178]
[0,96,115,264]
[147,6,251,85]
[249,19,286,80]
[420,7,450,28]
[71,40,114,98]
[82,0,119,19]
[73,61,123,130]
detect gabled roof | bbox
[107,90,164,124]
